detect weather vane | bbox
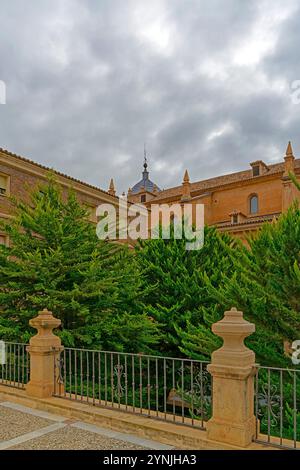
[144,142,148,168]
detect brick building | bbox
[128,142,300,240]
[0,147,118,246]
[1,142,300,246]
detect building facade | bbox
[1,142,300,247]
[128,142,300,240]
[0,147,118,246]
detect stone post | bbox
[206,307,256,447]
[26,308,63,398]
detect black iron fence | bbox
[2,339,299,449]
[53,347,211,429]
[0,342,29,389]
[254,365,300,449]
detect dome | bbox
[131,157,161,194]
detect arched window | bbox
[249,195,258,214]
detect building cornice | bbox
[151,165,300,204]
[0,148,118,205]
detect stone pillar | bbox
[206,307,256,447]
[26,309,63,398]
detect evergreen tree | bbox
[180,206,300,367]
[137,206,300,366]
[0,177,160,352]
[136,225,236,357]
[289,171,300,192]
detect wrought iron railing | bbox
[254,365,300,449]
[53,348,211,429]
[0,342,29,389]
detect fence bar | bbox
[0,342,29,390]
[254,365,299,450]
[280,369,283,446]
[74,349,77,401]
[110,353,114,408]
[92,351,95,405]
[139,355,142,413]
[98,352,101,405]
[293,371,297,449]
[117,354,121,409]
[147,357,151,417]
[49,346,211,430]
[125,355,128,411]
[181,360,184,424]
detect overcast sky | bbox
[0,0,300,194]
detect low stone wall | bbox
[0,384,274,450]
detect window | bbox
[232,214,238,224]
[141,194,146,203]
[252,165,260,177]
[250,195,258,214]
[0,174,8,196]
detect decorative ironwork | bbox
[114,364,125,399]
[174,363,212,420]
[53,348,211,429]
[254,365,300,450]
[256,383,280,427]
[55,354,64,386]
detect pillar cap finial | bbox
[40,308,51,315]
[210,307,255,367]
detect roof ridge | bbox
[153,158,300,201]
[0,147,118,199]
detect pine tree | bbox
[0,177,160,352]
[136,225,236,357]
[181,206,300,367]
[289,171,300,192]
[137,208,300,366]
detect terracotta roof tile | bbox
[0,147,118,199]
[216,212,281,228]
[152,159,300,202]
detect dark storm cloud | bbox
[0,0,299,193]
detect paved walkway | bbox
[0,401,174,450]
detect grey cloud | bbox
[0,0,299,194]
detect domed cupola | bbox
[129,146,161,202]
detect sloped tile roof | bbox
[152,159,300,202]
[0,147,118,199]
[216,212,281,228]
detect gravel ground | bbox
[0,406,53,441]
[9,425,149,450]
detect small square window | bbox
[252,166,260,177]
[232,214,238,224]
[0,174,9,195]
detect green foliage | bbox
[0,177,159,352]
[137,207,300,367]
[136,225,236,357]
[201,204,300,366]
[1,175,299,368]
[289,171,300,192]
